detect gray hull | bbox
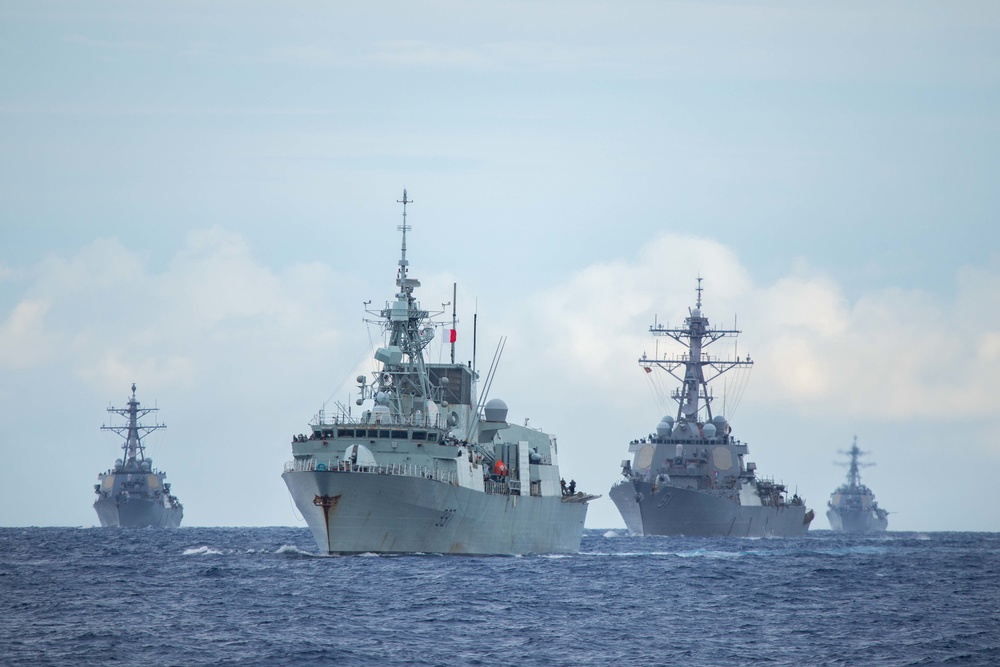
[611,480,811,538]
[94,496,183,528]
[827,508,888,533]
[284,470,588,555]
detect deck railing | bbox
[284,458,458,485]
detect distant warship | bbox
[282,191,596,555]
[827,437,888,532]
[610,281,814,537]
[93,384,183,528]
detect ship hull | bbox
[94,496,183,528]
[283,470,588,555]
[826,508,888,533]
[610,480,811,538]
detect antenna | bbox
[450,283,457,364]
[396,188,412,296]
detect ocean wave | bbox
[182,546,223,556]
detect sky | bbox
[2,1,999,532]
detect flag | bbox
[449,329,457,343]
[644,366,652,374]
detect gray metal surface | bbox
[611,479,811,538]
[93,384,183,528]
[94,494,183,528]
[282,192,595,555]
[827,437,888,532]
[284,469,587,554]
[611,279,813,538]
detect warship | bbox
[93,384,183,528]
[827,437,889,532]
[282,191,596,555]
[610,280,814,537]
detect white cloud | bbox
[503,232,1000,423]
[0,299,52,369]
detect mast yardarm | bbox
[101,383,165,463]
[641,279,752,423]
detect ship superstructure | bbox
[282,191,595,554]
[93,384,183,528]
[827,437,888,532]
[610,281,813,537]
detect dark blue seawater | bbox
[1,528,998,666]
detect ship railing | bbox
[483,479,510,496]
[284,458,457,485]
[311,412,445,429]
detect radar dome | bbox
[375,391,389,405]
[661,415,675,427]
[356,375,366,383]
[343,443,377,467]
[712,415,728,431]
[692,308,701,318]
[484,398,508,423]
[656,421,672,437]
[702,423,717,438]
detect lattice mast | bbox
[101,383,165,463]
[641,278,753,423]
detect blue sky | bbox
[2,1,999,531]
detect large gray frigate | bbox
[282,191,596,555]
[93,384,183,528]
[827,437,888,532]
[610,281,814,537]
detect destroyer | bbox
[93,384,183,528]
[282,191,595,555]
[610,281,813,537]
[827,437,888,532]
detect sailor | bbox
[569,479,576,494]
[560,478,567,495]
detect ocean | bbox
[1,527,997,666]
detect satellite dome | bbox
[484,398,508,423]
[702,423,717,438]
[343,443,377,467]
[656,421,672,437]
[692,308,702,318]
[375,391,389,405]
[661,415,675,426]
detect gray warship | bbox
[93,384,183,528]
[827,437,889,532]
[610,281,814,537]
[282,191,596,555]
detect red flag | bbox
[449,329,457,343]
[644,367,652,374]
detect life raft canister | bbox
[493,459,508,476]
